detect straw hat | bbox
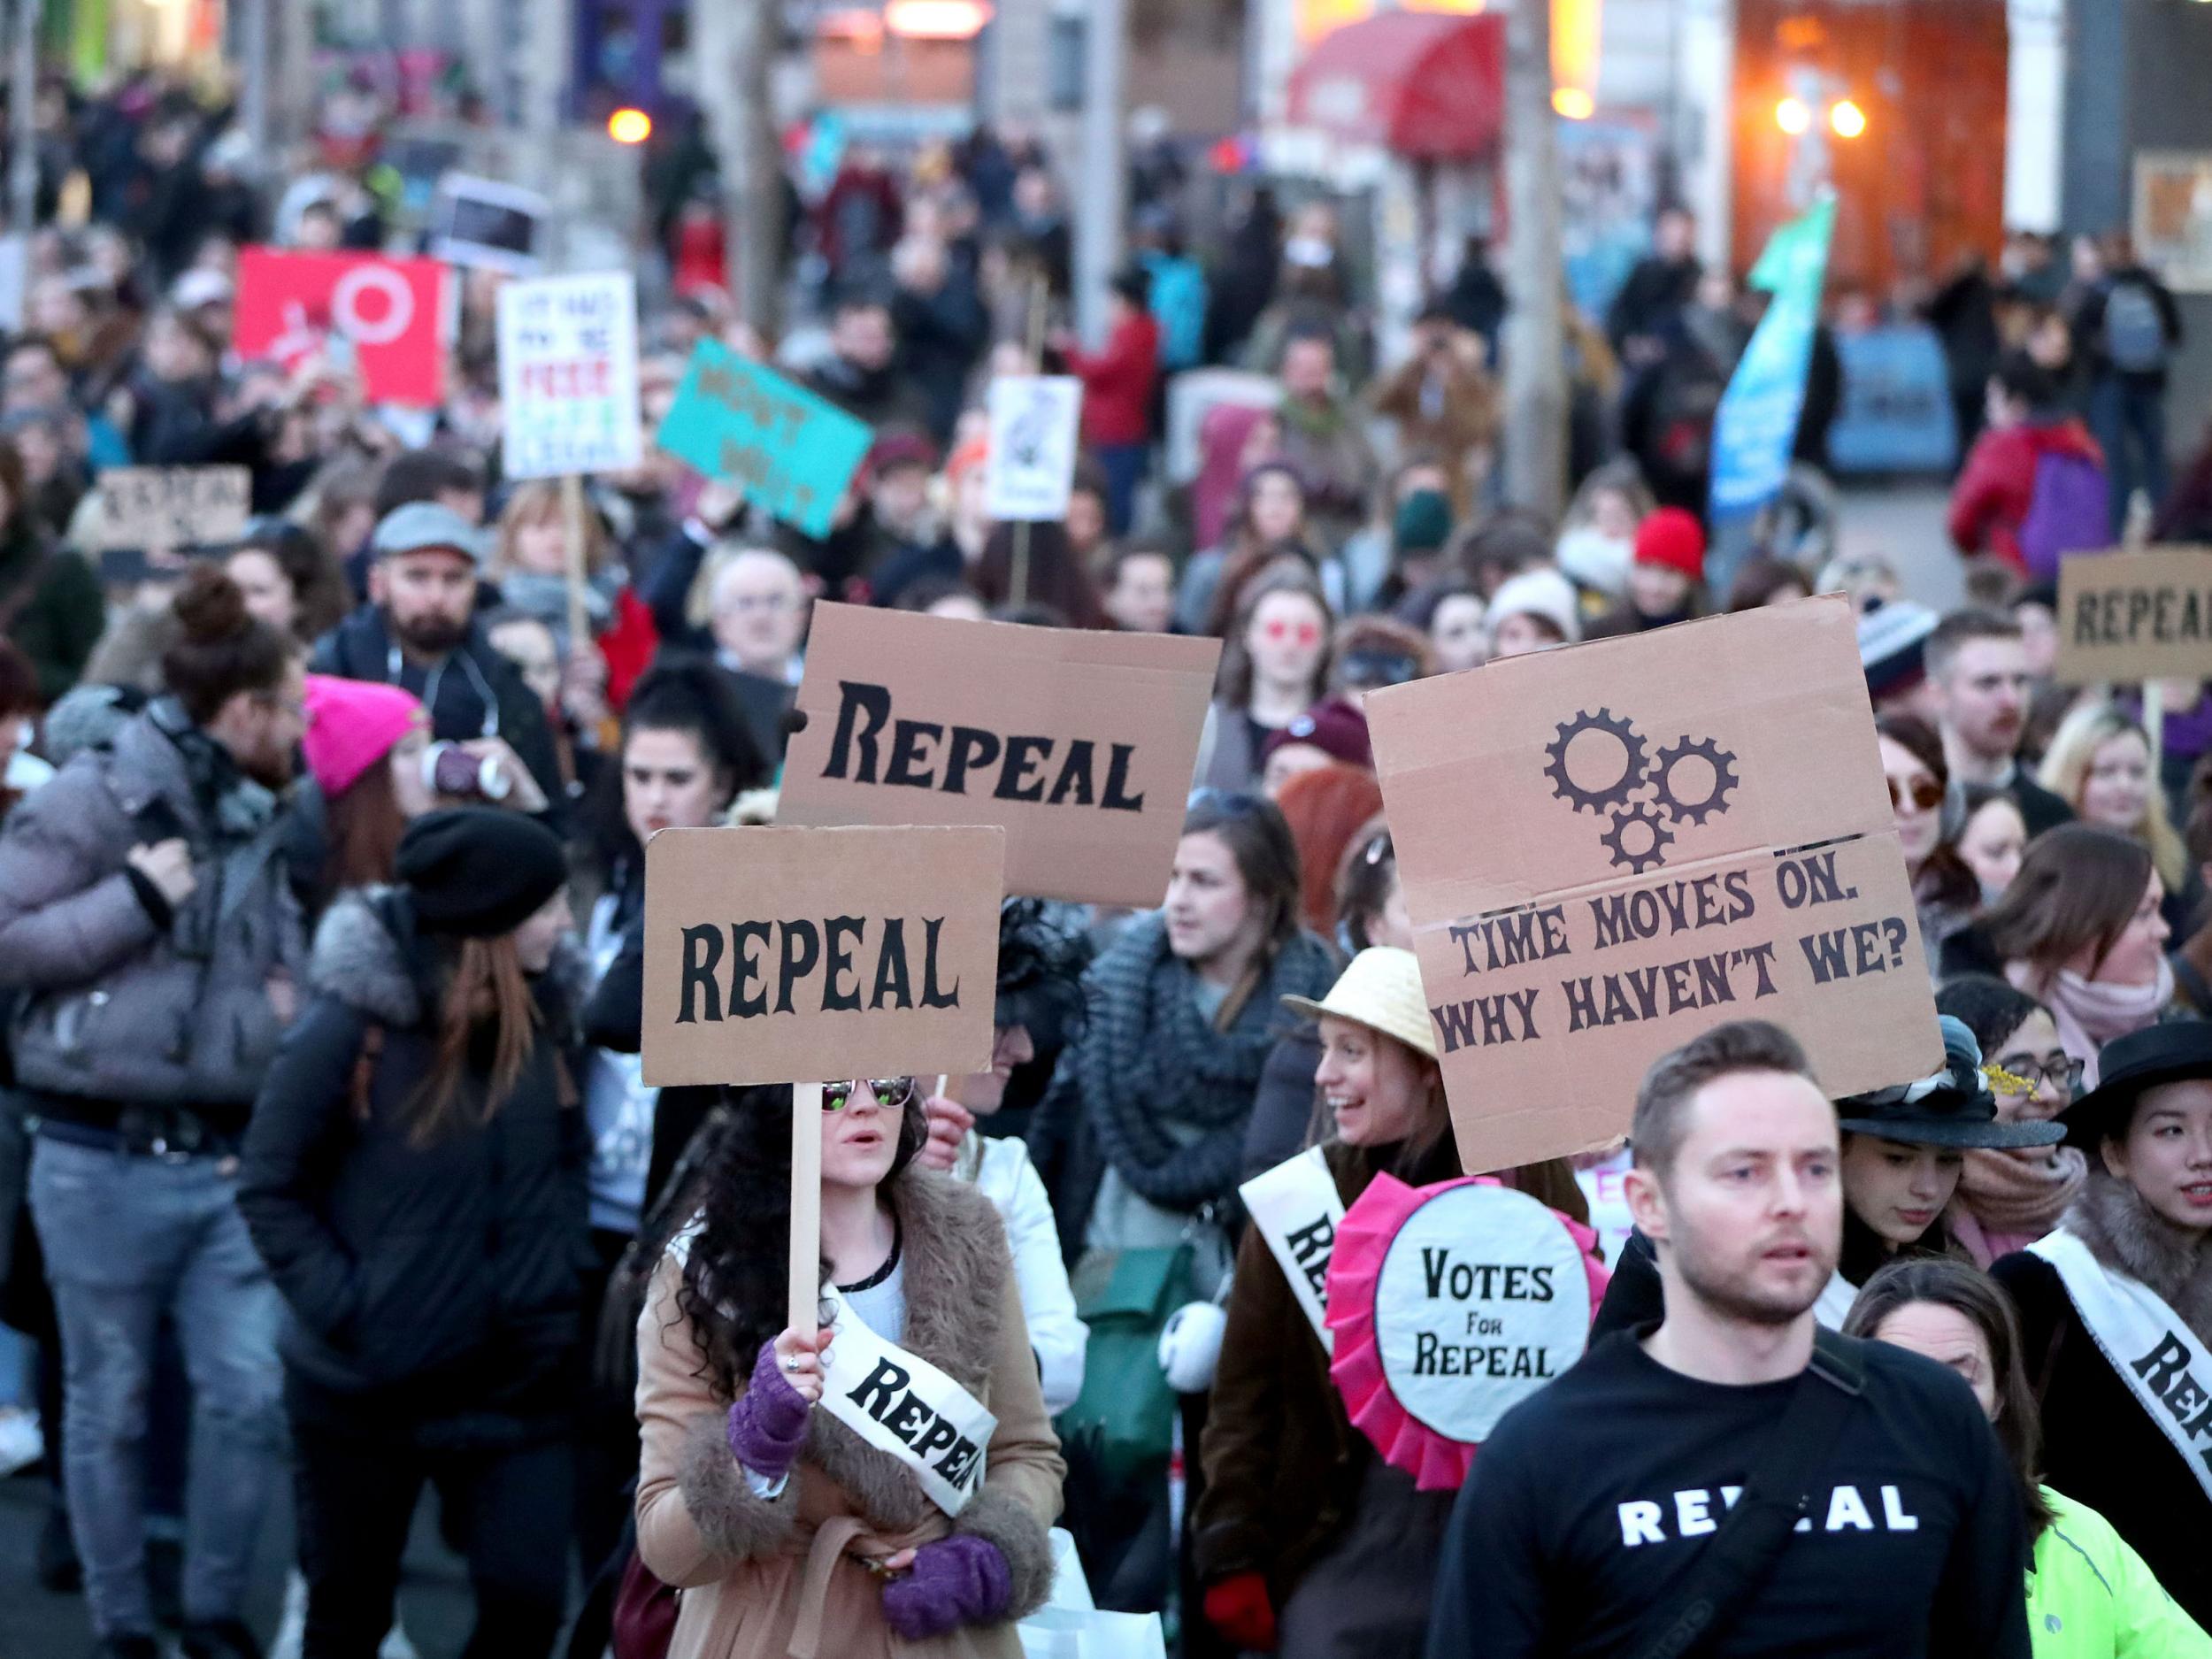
[1281,947,1435,1060]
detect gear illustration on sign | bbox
[1542,708,1651,815]
[1651,735,1741,827]
[1600,802,1675,873]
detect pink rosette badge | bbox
[1325,1174,1609,1490]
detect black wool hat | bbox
[1836,1015,2068,1149]
[2060,1023,2212,1148]
[396,809,569,938]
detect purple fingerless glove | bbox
[880,1534,1013,1640]
[725,1343,810,1481]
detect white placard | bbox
[817,1286,998,1515]
[497,273,642,480]
[1374,1184,1589,1443]
[985,375,1084,522]
[1239,1146,1344,1352]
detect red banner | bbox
[232,248,449,408]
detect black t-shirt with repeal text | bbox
[1426,1330,2032,1659]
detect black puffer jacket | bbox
[238,887,591,1438]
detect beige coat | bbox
[636,1169,1065,1659]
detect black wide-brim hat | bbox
[2059,1023,2212,1148]
[1837,1014,2069,1150]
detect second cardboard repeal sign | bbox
[777,604,1222,907]
[1367,595,1940,1174]
[2053,546,2212,685]
[642,825,1002,1087]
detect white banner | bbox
[818,1286,998,1516]
[497,272,642,480]
[985,376,1083,522]
[1240,1147,1345,1353]
[2031,1227,2212,1502]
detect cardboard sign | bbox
[429,173,547,275]
[776,604,1222,907]
[656,340,874,539]
[1366,595,1940,1174]
[984,376,1083,521]
[90,467,251,554]
[1328,1176,1606,1490]
[2053,547,2212,685]
[497,273,643,479]
[234,247,449,407]
[641,824,1002,1087]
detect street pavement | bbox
[0,479,1962,1659]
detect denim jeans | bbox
[28,1133,285,1637]
[2090,374,2170,536]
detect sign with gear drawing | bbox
[1365,595,1941,1175]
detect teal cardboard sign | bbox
[657,341,874,539]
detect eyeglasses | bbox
[1981,1056,2084,1099]
[824,1077,916,1112]
[1338,649,1419,688]
[1887,775,1944,814]
[1263,619,1322,646]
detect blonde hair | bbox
[491,480,610,580]
[2038,701,2188,892]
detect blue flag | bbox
[1709,195,1837,518]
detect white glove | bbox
[1157,1301,1228,1394]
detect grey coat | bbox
[0,706,305,1109]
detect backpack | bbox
[1647,353,1727,482]
[2017,445,2111,580]
[2102,280,2170,375]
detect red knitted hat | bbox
[1633,507,1708,580]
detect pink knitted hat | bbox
[303,675,425,799]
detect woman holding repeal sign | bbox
[635,1076,1063,1658]
[1197,948,1589,1657]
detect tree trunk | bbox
[734,0,783,339]
[1501,0,1568,518]
[1072,0,1126,345]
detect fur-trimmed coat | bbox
[1993,1169,2212,1627]
[237,886,591,1432]
[636,1169,1064,1659]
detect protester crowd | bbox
[0,65,2206,1659]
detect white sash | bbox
[1239,1147,1345,1353]
[1813,1271,1856,1332]
[2030,1227,2212,1502]
[818,1286,999,1516]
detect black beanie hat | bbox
[396,809,569,938]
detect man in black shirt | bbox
[1428,1020,2031,1659]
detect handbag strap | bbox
[1632,1328,1868,1659]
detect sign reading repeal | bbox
[233,248,449,408]
[655,340,874,539]
[91,466,251,554]
[2053,546,2212,685]
[1366,595,1940,1174]
[497,273,643,480]
[776,604,1221,907]
[641,825,1002,1087]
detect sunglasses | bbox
[1981,1056,2084,1099]
[1339,649,1419,687]
[823,1077,917,1112]
[1262,618,1322,646]
[1887,776,1944,814]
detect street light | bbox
[608,107,653,144]
[1775,96,1811,135]
[1552,88,1595,119]
[1829,98,1866,139]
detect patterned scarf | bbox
[1079,911,1336,1212]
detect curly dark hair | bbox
[586,654,771,878]
[995,898,1090,1046]
[674,1087,930,1396]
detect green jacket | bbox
[2029,1487,2212,1658]
[0,520,104,704]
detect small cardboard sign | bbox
[984,375,1084,521]
[641,824,1002,1087]
[777,604,1220,906]
[428,173,547,275]
[90,467,251,555]
[497,272,643,480]
[2053,547,2212,686]
[655,340,874,539]
[1366,595,1941,1175]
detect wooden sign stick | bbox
[788,1081,824,1341]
